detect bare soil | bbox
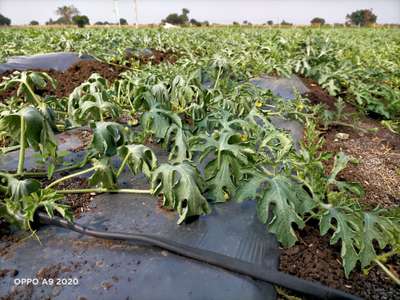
[279,223,400,300]
[41,177,93,218]
[302,77,400,209]
[125,48,178,65]
[0,60,124,102]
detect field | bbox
[0,27,399,299]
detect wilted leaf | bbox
[91,122,127,157]
[88,158,117,189]
[0,173,41,201]
[165,124,191,163]
[151,162,211,224]
[118,144,158,178]
[320,206,360,277]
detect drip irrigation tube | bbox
[37,212,361,300]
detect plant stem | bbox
[259,165,275,177]
[375,247,400,263]
[1,145,20,154]
[328,121,368,133]
[117,81,122,104]
[53,110,68,115]
[213,68,222,89]
[25,83,42,106]
[374,258,400,286]
[7,156,91,178]
[116,153,130,177]
[17,116,26,175]
[46,166,96,189]
[56,188,151,194]
[21,160,89,178]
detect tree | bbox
[95,21,112,26]
[190,18,202,27]
[311,17,325,26]
[30,20,39,26]
[346,9,377,26]
[55,5,80,24]
[162,8,190,25]
[267,20,273,26]
[0,14,11,26]
[72,15,90,28]
[163,13,181,25]
[281,20,292,26]
[180,8,190,24]
[120,18,128,25]
[46,17,70,25]
[182,8,190,16]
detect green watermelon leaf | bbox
[151,161,211,224]
[118,144,158,178]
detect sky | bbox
[1,0,399,25]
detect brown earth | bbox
[321,126,400,209]
[279,223,400,300]
[41,177,93,218]
[125,48,178,65]
[0,49,176,104]
[302,77,400,209]
[0,60,124,103]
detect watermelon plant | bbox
[0,27,399,286]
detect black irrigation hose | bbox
[37,212,361,300]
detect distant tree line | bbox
[95,18,129,26]
[0,7,390,28]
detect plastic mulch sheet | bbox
[0,52,94,74]
[0,131,279,299]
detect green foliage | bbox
[0,106,58,161]
[4,189,71,230]
[162,8,190,25]
[346,9,377,26]
[0,14,11,26]
[118,144,158,178]
[0,173,41,201]
[0,174,68,230]
[190,129,255,202]
[0,27,399,281]
[151,162,211,224]
[88,158,117,189]
[55,5,80,24]
[141,105,175,139]
[91,122,127,157]
[68,74,120,125]
[165,124,191,163]
[0,71,56,105]
[310,18,326,26]
[320,205,360,277]
[72,15,90,28]
[237,172,316,247]
[119,18,128,26]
